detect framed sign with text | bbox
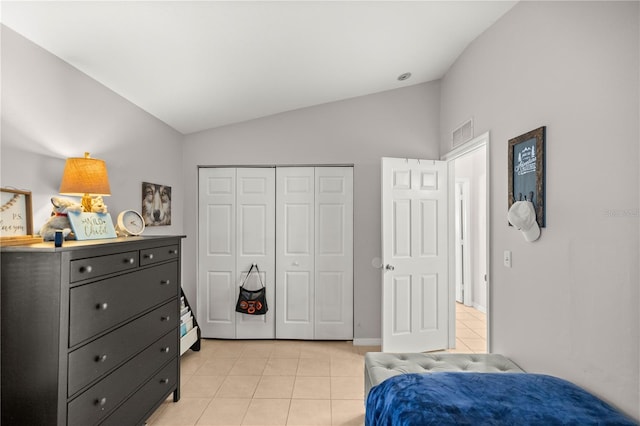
[68,211,117,240]
[508,126,546,227]
[0,188,40,245]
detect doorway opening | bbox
[443,132,489,353]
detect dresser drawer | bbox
[70,251,139,283]
[68,299,177,396]
[67,330,177,426]
[140,244,179,266]
[100,361,177,426]
[69,262,178,347]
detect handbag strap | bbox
[240,263,265,289]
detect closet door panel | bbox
[276,168,315,339]
[318,204,345,254]
[316,271,345,322]
[207,271,234,321]
[209,205,233,255]
[284,271,312,322]
[285,204,312,255]
[198,168,237,338]
[236,168,275,339]
[239,205,267,255]
[315,167,353,340]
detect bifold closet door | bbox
[314,167,353,339]
[276,167,353,340]
[235,168,275,339]
[275,168,315,339]
[198,168,275,339]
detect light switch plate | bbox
[504,250,512,268]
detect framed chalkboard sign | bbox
[508,126,546,227]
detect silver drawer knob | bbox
[145,253,154,260]
[160,280,171,285]
[95,397,107,406]
[124,258,134,264]
[80,265,93,273]
[161,346,170,353]
[160,378,170,384]
[95,354,108,363]
[161,316,170,322]
[169,249,178,254]
[96,302,108,310]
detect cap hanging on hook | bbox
[508,201,540,242]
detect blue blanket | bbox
[365,372,637,425]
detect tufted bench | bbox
[364,353,524,400]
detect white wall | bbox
[5,3,637,417]
[453,145,486,311]
[181,81,441,341]
[441,1,639,418]
[0,25,184,235]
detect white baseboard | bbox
[353,338,381,346]
[473,303,486,313]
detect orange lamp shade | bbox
[59,152,111,211]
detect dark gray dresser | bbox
[1,236,184,425]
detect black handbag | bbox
[235,263,268,315]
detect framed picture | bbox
[142,182,172,226]
[1,188,40,245]
[508,126,546,227]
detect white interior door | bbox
[198,167,275,339]
[276,167,315,339]
[314,167,353,340]
[198,167,237,338]
[381,157,448,352]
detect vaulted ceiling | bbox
[1,1,517,134]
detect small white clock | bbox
[116,210,145,236]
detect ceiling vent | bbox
[452,118,474,147]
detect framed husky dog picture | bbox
[142,182,171,226]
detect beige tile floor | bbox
[452,302,487,354]
[147,340,370,426]
[147,306,486,426]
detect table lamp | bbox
[59,152,111,212]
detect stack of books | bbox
[180,296,194,338]
[179,291,200,355]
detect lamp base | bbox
[81,194,92,213]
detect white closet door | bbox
[276,167,315,339]
[198,167,275,339]
[235,168,276,339]
[315,167,353,339]
[201,166,351,340]
[198,168,237,338]
[276,166,354,340]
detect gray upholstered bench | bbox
[364,353,524,400]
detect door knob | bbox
[385,264,395,271]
